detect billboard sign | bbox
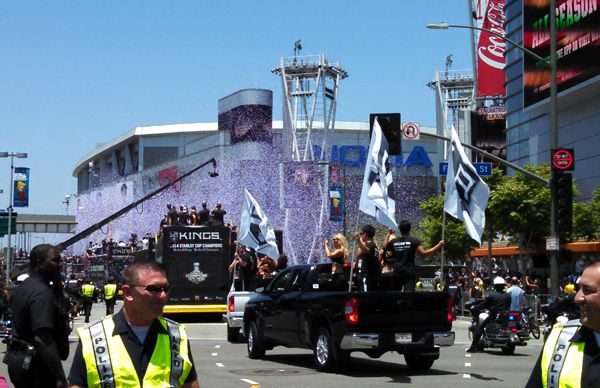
[476,0,507,97]
[523,0,600,107]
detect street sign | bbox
[439,162,492,176]
[552,148,575,171]
[546,236,560,251]
[401,122,420,140]
[0,212,17,235]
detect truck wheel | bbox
[501,344,515,355]
[247,321,265,359]
[313,327,347,372]
[404,354,435,372]
[227,324,240,343]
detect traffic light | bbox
[553,172,573,239]
[369,113,401,155]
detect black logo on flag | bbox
[248,205,267,246]
[453,148,479,215]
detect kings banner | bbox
[13,167,30,208]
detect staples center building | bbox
[72,89,444,263]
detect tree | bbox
[573,185,600,241]
[487,163,552,263]
[417,194,478,265]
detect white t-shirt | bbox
[128,323,151,343]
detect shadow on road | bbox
[253,352,458,381]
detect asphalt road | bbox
[0,301,543,387]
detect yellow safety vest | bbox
[541,319,584,388]
[78,316,193,387]
[82,284,95,298]
[104,284,117,299]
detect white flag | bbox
[444,126,490,244]
[359,117,399,231]
[239,189,280,259]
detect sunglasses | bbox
[130,284,170,293]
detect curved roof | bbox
[73,120,435,177]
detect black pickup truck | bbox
[243,263,454,372]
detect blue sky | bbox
[0,1,473,216]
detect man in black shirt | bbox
[211,202,227,225]
[198,201,210,225]
[382,220,444,292]
[166,203,179,226]
[467,276,511,353]
[8,244,69,388]
[353,224,380,291]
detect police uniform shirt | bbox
[384,236,421,273]
[526,325,600,387]
[68,309,198,386]
[11,275,70,355]
[10,275,70,386]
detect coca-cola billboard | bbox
[476,0,507,97]
[523,0,600,107]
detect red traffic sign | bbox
[552,148,575,171]
[401,122,420,140]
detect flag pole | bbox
[348,212,362,292]
[440,205,447,288]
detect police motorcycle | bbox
[467,281,529,355]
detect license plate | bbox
[395,333,412,343]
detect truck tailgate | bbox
[353,291,451,333]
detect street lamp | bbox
[0,151,28,284]
[427,4,561,296]
[63,194,77,215]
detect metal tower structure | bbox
[272,48,348,161]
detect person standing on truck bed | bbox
[198,201,210,225]
[353,224,380,291]
[381,220,445,292]
[324,233,349,289]
[211,202,227,225]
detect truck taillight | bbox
[228,295,235,313]
[345,298,359,325]
[447,296,454,323]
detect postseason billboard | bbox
[523,0,600,107]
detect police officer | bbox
[80,281,94,323]
[68,261,199,387]
[526,261,600,387]
[103,280,118,316]
[467,276,511,353]
[8,244,69,388]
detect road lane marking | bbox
[241,378,259,385]
[463,374,471,379]
[465,354,472,358]
[211,352,218,356]
[215,345,221,348]
[216,363,225,367]
[465,362,471,367]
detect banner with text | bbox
[523,0,600,107]
[13,167,30,208]
[476,0,507,97]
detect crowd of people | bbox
[159,201,227,231]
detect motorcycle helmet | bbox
[493,276,505,285]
